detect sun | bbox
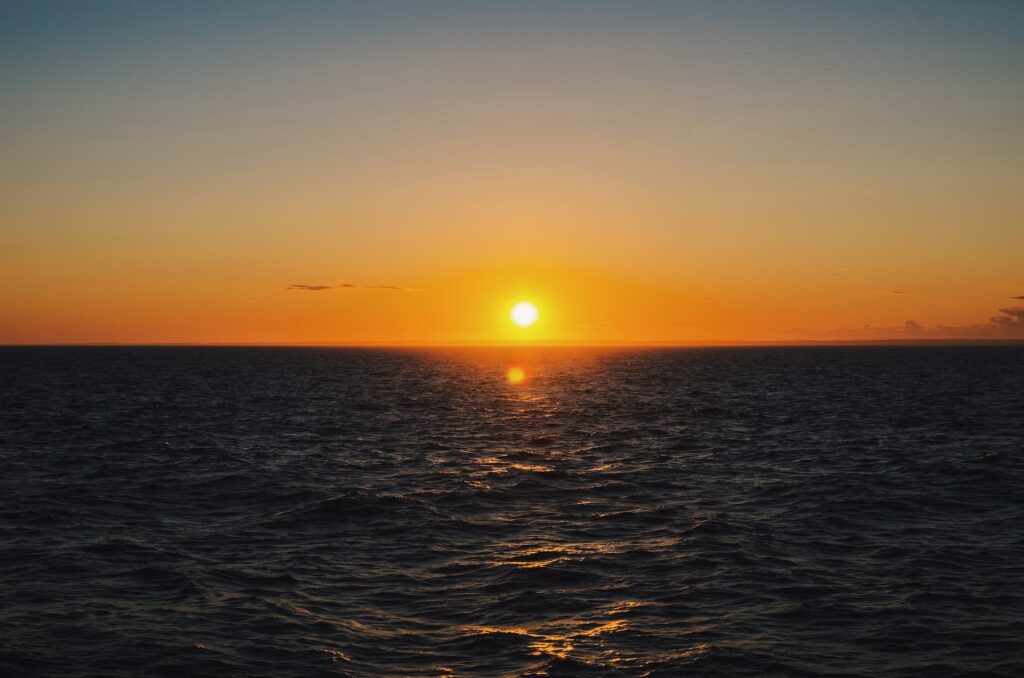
[510,301,539,328]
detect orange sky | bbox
[2,2,1023,344]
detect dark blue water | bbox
[1,346,1022,677]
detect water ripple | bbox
[1,346,1022,676]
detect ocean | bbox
[1,346,1022,677]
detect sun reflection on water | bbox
[465,616,629,661]
[456,352,649,668]
[506,366,526,384]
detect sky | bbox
[1,0,1022,344]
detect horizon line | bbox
[3,339,1024,349]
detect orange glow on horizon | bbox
[3,260,1020,345]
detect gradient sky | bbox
[2,0,1022,344]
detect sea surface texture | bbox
[1,346,1022,677]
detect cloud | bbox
[890,290,909,294]
[993,306,1024,322]
[287,284,334,291]
[286,281,421,292]
[1011,295,1024,300]
[825,307,1024,341]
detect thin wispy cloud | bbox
[286,281,421,292]
[287,284,334,291]
[1011,295,1024,300]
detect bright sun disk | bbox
[511,301,538,328]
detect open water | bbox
[1,346,1022,676]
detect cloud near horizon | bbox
[825,307,1024,340]
[287,282,421,292]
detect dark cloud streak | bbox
[286,281,421,292]
[287,284,333,291]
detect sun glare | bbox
[511,301,538,328]
[506,366,526,384]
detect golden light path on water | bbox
[477,348,652,670]
[411,347,712,672]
